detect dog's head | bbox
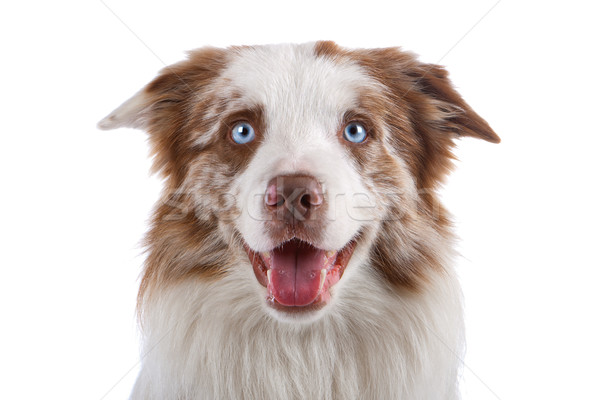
[99,42,498,322]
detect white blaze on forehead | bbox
[222,43,376,142]
[223,43,387,252]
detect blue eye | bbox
[343,122,367,143]
[231,122,255,144]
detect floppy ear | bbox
[97,62,197,131]
[97,47,228,132]
[411,63,500,144]
[355,48,500,188]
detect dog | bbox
[99,41,499,399]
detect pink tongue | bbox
[270,240,325,306]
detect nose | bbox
[265,175,324,222]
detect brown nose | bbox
[265,175,324,222]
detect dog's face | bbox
[99,42,498,322]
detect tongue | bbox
[270,240,325,306]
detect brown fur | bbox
[143,47,230,187]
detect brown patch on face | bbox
[314,41,498,291]
[142,47,230,189]
[179,104,266,225]
[316,42,499,188]
[351,47,498,188]
[135,48,267,307]
[213,106,265,172]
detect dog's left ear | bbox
[412,63,500,144]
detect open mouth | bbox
[245,238,356,310]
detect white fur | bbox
[132,247,463,400]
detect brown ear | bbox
[351,47,500,189]
[411,63,500,144]
[97,47,229,185]
[97,47,228,131]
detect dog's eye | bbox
[231,122,256,144]
[343,122,367,143]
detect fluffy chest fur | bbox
[132,265,463,400]
[99,41,498,400]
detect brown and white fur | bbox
[99,41,499,400]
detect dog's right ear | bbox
[97,47,228,131]
[97,87,153,130]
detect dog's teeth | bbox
[261,252,270,259]
[267,269,272,285]
[326,251,336,258]
[319,269,327,292]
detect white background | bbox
[1,1,599,399]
